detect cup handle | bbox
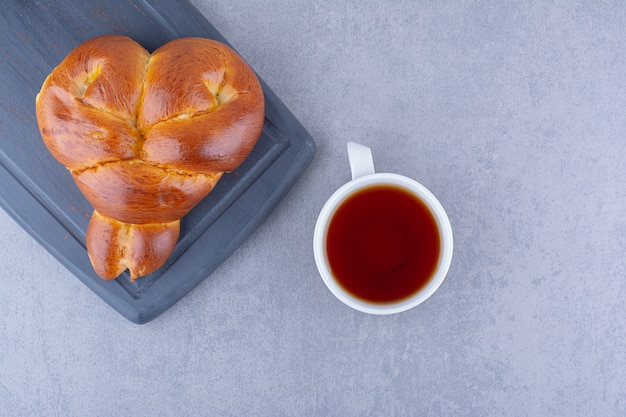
[347,141,375,180]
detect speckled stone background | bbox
[1,1,625,416]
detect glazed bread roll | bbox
[35,35,265,280]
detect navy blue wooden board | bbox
[0,0,316,324]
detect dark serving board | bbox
[0,0,316,324]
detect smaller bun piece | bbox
[35,35,265,280]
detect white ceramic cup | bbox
[313,142,453,314]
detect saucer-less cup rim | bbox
[313,158,453,315]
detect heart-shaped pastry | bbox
[35,35,265,280]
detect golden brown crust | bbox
[142,105,264,173]
[139,38,264,173]
[36,35,265,280]
[86,211,180,281]
[73,161,223,224]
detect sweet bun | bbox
[36,35,265,280]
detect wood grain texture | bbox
[0,0,316,323]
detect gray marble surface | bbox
[2,1,625,416]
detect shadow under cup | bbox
[314,173,453,315]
